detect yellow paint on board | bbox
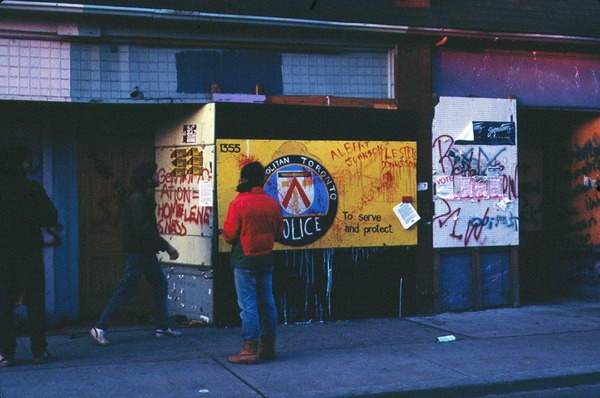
[216,139,417,251]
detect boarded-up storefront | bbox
[154,103,421,324]
[431,97,519,312]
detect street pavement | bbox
[2,299,600,398]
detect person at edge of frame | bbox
[223,161,284,365]
[90,161,180,346]
[0,144,58,367]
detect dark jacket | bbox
[0,175,58,249]
[122,190,170,256]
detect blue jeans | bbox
[234,267,277,341]
[96,253,169,330]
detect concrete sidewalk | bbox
[2,299,600,398]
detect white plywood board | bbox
[155,105,215,267]
[155,103,215,146]
[155,145,214,238]
[157,234,213,266]
[432,97,518,248]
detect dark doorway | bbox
[518,108,600,303]
[78,128,155,323]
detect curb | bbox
[343,372,600,398]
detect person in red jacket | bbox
[223,161,283,364]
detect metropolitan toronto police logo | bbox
[264,154,338,247]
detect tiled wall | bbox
[282,53,389,97]
[1,39,391,102]
[0,38,71,100]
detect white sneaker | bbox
[0,354,14,367]
[156,328,181,338]
[90,327,110,346]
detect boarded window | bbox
[175,50,283,95]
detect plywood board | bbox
[432,97,518,248]
[216,139,418,251]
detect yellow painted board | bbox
[217,140,417,251]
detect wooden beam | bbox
[396,0,430,7]
[266,95,397,109]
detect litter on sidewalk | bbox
[436,335,456,343]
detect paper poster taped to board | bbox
[216,139,418,251]
[393,202,421,229]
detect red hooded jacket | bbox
[223,187,284,256]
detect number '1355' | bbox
[219,143,241,153]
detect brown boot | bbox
[227,340,259,364]
[258,336,276,360]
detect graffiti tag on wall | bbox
[155,146,214,237]
[431,97,519,248]
[571,128,600,245]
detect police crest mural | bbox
[217,139,417,251]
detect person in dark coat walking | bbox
[90,161,180,346]
[0,145,58,366]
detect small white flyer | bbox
[435,174,455,199]
[392,202,421,229]
[459,176,474,199]
[488,177,503,198]
[199,180,213,207]
[473,178,489,199]
[181,124,197,144]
